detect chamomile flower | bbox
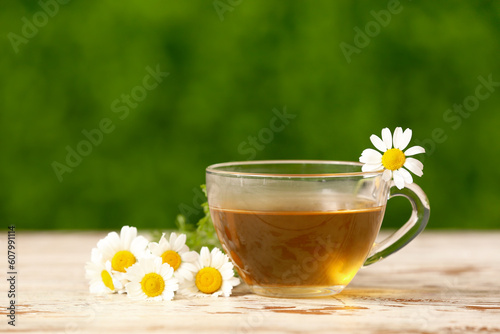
[148,232,198,283]
[125,257,179,301]
[96,226,149,276]
[359,127,425,189]
[180,247,240,298]
[85,248,123,294]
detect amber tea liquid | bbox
[211,203,385,293]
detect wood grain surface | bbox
[1,231,499,333]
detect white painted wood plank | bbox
[2,231,499,333]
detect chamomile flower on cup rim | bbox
[96,225,149,277]
[85,248,123,294]
[180,247,240,298]
[148,232,199,283]
[125,256,179,301]
[359,127,425,189]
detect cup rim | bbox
[206,160,383,178]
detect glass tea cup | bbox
[206,160,430,298]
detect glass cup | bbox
[206,160,430,298]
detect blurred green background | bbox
[1,0,499,230]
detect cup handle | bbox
[363,181,430,266]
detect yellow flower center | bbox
[140,273,165,297]
[111,250,136,273]
[161,250,182,271]
[382,148,406,171]
[101,270,115,291]
[196,267,222,294]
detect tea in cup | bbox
[206,160,430,297]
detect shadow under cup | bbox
[206,160,430,298]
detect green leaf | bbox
[176,185,221,252]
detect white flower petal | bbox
[362,163,383,172]
[90,248,104,264]
[120,226,137,250]
[211,290,224,298]
[89,282,107,294]
[165,276,180,288]
[404,158,424,177]
[178,245,190,255]
[112,276,123,290]
[169,232,178,248]
[393,170,405,189]
[178,284,195,294]
[228,277,240,287]
[360,149,382,164]
[360,156,382,165]
[221,280,236,291]
[140,258,153,275]
[142,257,154,272]
[200,247,211,267]
[130,236,149,257]
[381,128,392,150]
[158,233,170,250]
[398,128,412,150]
[125,282,144,299]
[160,263,174,278]
[210,249,225,269]
[148,242,160,256]
[175,268,194,282]
[112,271,128,283]
[405,145,425,156]
[164,280,179,292]
[181,251,199,263]
[160,290,175,301]
[370,134,387,152]
[382,169,392,181]
[392,127,403,149]
[180,262,198,273]
[172,234,187,252]
[399,168,413,185]
[153,257,164,273]
[360,156,377,165]
[220,269,235,281]
[104,261,113,272]
[360,148,381,157]
[179,286,199,297]
[85,261,98,274]
[124,263,143,281]
[85,263,100,279]
[219,262,234,273]
[97,232,121,260]
[221,278,240,297]
[126,281,142,293]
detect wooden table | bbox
[2,231,500,333]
